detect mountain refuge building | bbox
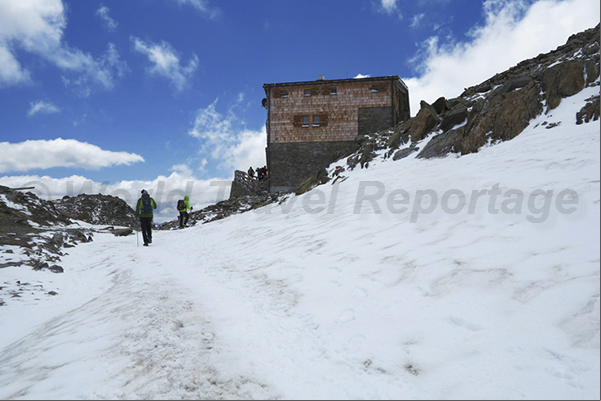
[262,75,410,194]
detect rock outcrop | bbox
[348,24,599,165]
[52,193,138,227]
[0,185,94,274]
[1,186,138,279]
[157,193,278,231]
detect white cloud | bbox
[27,99,61,116]
[0,45,31,86]
[403,0,600,115]
[410,13,425,28]
[96,4,118,32]
[131,37,198,93]
[378,0,402,18]
[0,138,144,173]
[172,0,220,19]
[0,0,127,94]
[188,98,266,175]
[380,0,398,14]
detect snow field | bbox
[0,87,599,399]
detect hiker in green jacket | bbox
[135,189,157,246]
[178,195,192,228]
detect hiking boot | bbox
[143,243,149,246]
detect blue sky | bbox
[0,0,599,220]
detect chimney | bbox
[317,74,325,81]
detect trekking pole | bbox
[136,230,139,247]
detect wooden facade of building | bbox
[263,75,410,194]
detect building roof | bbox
[263,75,407,91]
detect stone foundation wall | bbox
[268,141,358,193]
[358,106,394,135]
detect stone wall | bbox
[358,106,394,136]
[268,141,358,193]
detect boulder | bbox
[392,146,419,161]
[576,95,600,124]
[431,97,447,114]
[540,60,585,110]
[112,228,134,237]
[406,101,441,142]
[439,105,468,133]
[48,265,64,273]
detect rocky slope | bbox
[348,23,600,169]
[157,193,277,230]
[0,186,136,277]
[52,193,138,227]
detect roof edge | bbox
[263,75,405,89]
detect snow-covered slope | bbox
[0,87,599,399]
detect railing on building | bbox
[234,170,260,193]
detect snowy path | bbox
[0,232,274,399]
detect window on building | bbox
[294,114,328,128]
[370,86,380,93]
[330,88,337,95]
[304,89,312,97]
[281,91,289,98]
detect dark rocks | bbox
[1,186,110,278]
[458,80,543,154]
[52,193,137,227]
[388,126,410,151]
[156,192,279,230]
[540,60,586,110]
[431,97,447,114]
[335,23,600,165]
[112,228,134,237]
[439,104,468,133]
[406,101,441,143]
[48,265,64,274]
[393,146,420,161]
[576,95,600,124]
[417,24,599,158]
[296,168,330,195]
[417,129,463,159]
[488,76,533,98]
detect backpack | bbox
[141,196,153,213]
[177,199,185,211]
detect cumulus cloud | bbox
[27,100,61,117]
[379,0,399,15]
[96,4,118,32]
[188,97,266,175]
[131,37,199,93]
[0,0,127,94]
[403,0,600,115]
[0,138,144,173]
[171,0,220,19]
